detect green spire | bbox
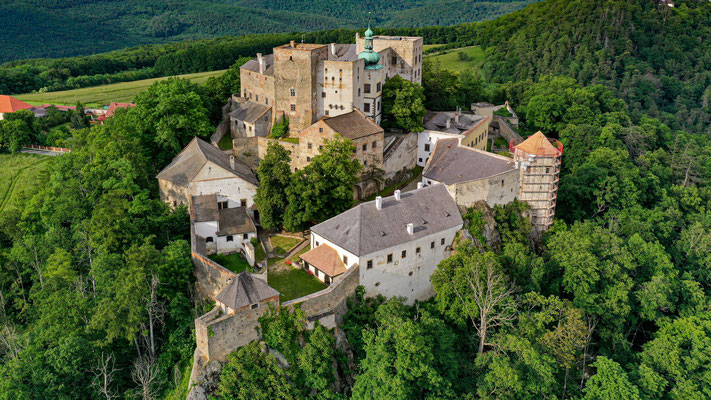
[358,12,381,69]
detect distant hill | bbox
[0,0,538,63]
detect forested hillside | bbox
[0,0,537,63]
[2,0,711,398]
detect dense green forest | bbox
[1,0,711,398]
[0,0,537,63]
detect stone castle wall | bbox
[383,132,417,180]
[282,264,360,323]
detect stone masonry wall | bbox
[383,132,417,180]
[282,264,360,323]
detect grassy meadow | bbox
[425,45,486,73]
[16,70,226,108]
[0,153,51,213]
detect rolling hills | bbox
[0,0,539,63]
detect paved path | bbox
[20,149,64,156]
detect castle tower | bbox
[511,131,563,231]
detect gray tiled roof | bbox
[230,101,270,124]
[310,184,462,256]
[193,194,218,222]
[323,110,383,140]
[216,272,279,310]
[241,54,274,76]
[423,138,516,184]
[156,137,257,186]
[330,44,357,62]
[218,207,256,236]
[424,112,486,135]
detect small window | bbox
[501,180,505,187]
[319,145,323,151]
[387,254,393,263]
[307,157,311,162]
[343,255,348,265]
[290,88,296,97]
[319,127,323,133]
[325,110,329,116]
[408,271,414,276]
[376,82,381,92]
[401,250,406,258]
[290,104,296,112]
[308,143,313,149]
[255,95,259,102]
[372,141,376,148]
[172,200,177,207]
[226,235,234,242]
[364,103,370,113]
[315,241,319,246]
[418,158,423,163]
[367,260,373,269]
[391,56,397,65]
[424,144,430,152]
[358,88,361,96]
[362,143,367,151]
[322,92,326,98]
[375,282,380,287]
[441,238,445,245]
[251,303,258,310]
[364,160,368,166]
[206,237,214,243]
[240,199,247,207]
[416,247,421,254]
[546,167,550,173]
[364,84,371,94]
[431,241,435,249]
[265,97,269,105]
[243,233,248,239]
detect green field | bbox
[426,46,486,73]
[16,70,227,108]
[0,153,51,213]
[268,266,327,302]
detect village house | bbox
[192,194,257,255]
[229,98,272,138]
[416,130,464,167]
[511,131,563,231]
[157,137,258,212]
[423,110,490,152]
[296,109,384,171]
[0,95,34,120]
[302,183,463,304]
[422,138,519,208]
[96,102,135,124]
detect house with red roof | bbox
[96,102,136,124]
[0,95,34,120]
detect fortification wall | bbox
[195,295,278,362]
[282,264,360,323]
[383,132,417,180]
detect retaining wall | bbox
[283,264,360,323]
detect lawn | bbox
[218,133,233,150]
[268,266,327,302]
[0,153,51,213]
[16,70,227,108]
[208,253,252,273]
[280,137,299,144]
[270,235,302,256]
[426,46,486,73]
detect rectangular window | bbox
[343,255,348,265]
[358,88,361,96]
[255,95,259,102]
[401,250,406,258]
[387,254,393,263]
[206,237,213,243]
[319,127,323,133]
[325,110,329,116]
[418,158,422,163]
[290,88,296,97]
[367,260,373,269]
[441,238,445,245]
[319,145,323,151]
[372,141,376,148]
[240,199,247,207]
[364,84,371,94]
[364,103,370,113]
[322,92,326,98]
[243,233,249,239]
[416,247,421,254]
[226,235,233,242]
[315,241,319,246]
[218,201,228,210]
[376,82,381,92]
[251,303,258,310]
[391,56,397,65]
[290,104,296,112]
[424,143,430,152]
[308,143,313,149]
[265,97,269,105]
[431,241,435,249]
[307,157,311,162]
[362,143,367,151]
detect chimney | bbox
[257,53,264,74]
[454,113,459,124]
[330,43,336,57]
[290,40,295,48]
[394,189,401,201]
[445,118,451,129]
[407,223,414,235]
[375,196,382,210]
[230,155,235,170]
[417,182,423,190]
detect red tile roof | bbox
[105,102,136,118]
[0,95,33,114]
[514,131,563,157]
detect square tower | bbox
[357,34,424,84]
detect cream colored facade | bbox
[357,34,424,84]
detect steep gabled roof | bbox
[310,184,462,256]
[156,137,257,186]
[216,272,279,310]
[230,101,270,124]
[322,109,383,140]
[423,138,516,184]
[515,131,562,157]
[0,95,33,114]
[218,207,256,236]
